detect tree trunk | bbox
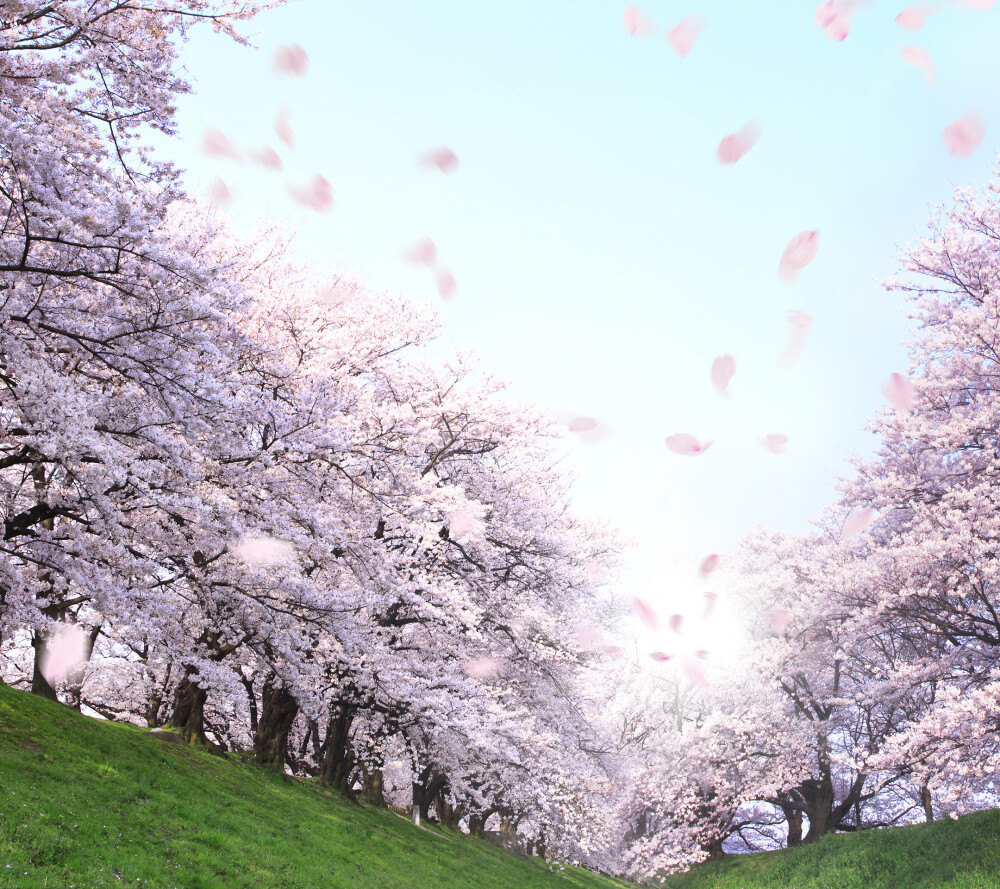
[802,777,835,843]
[921,782,934,822]
[362,767,387,808]
[145,693,164,728]
[30,631,58,701]
[169,674,211,747]
[783,805,803,847]
[319,703,356,796]
[254,674,299,771]
[64,624,101,711]
[701,836,726,861]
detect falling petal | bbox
[882,373,914,411]
[695,649,709,660]
[669,613,683,633]
[667,15,705,58]
[403,238,437,266]
[943,114,985,158]
[716,122,761,165]
[650,651,673,662]
[632,596,660,631]
[275,107,294,148]
[778,230,820,283]
[699,554,719,578]
[39,625,89,688]
[419,147,460,173]
[249,147,283,171]
[900,46,936,84]
[762,433,788,455]
[462,658,500,679]
[273,43,309,76]
[602,644,625,658]
[895,5,938,29]
[288,175,333,212]
[680,654,709,688]
[665,434,712,455]
[573,626,603,649]
[711,355,736,397]
[769,609,791,634]
[447,509,486,544]
[202,128,240,160]
[235,535,295,565]
[209,178,232,206]
[814,0,867,40]
[568,416,599,433]
[702,591,718,618]
[780,310,814,367]
[623,5,656,36]
[843,506,877,538]
[436,269,457,301]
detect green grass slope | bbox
[0,683,627,889]
[662,808,1000,889]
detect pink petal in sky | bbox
[669,613,683,633]
[843,506,877,538]
[275,106,294,148]
[403,238,437,266]
[288,175,333,212]
[234,534,295,565]
[632,596,660,631]
[814,0,867,41]
[420,147,460,173]
[273,43,309,76]
[882,372,914,411]
[40,625,89,688]
[711,355,736,397]
[901,45,936,85]
[623,5,656,36]
[573,626,603,649]
[202,128,240,160]
[895,5,939,30]
[249,147,283,171]
[943,114,985,158]
[680,653,708,688]
[716,122,761,165]
[699,554,719,578]
[778,230,820,283]
[462,658,500,679]
[650,651,673,662]
[702,591,718,618]
[762,433,788,455]
[602,644,625,658]
[436,269,457,301]
[769,609,791,634]
[665,434,712,455]
[209,178,232,206]
[568,416,598,433]
[667,15,705,58]
[780,309,814,367]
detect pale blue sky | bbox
[168,0,1000,635]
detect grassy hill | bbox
[3,682,1000,889]
[0,683,627,889]
[662,807,1000,889]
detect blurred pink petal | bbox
[695,649,709,660]
[288,175,333,212]
[436,269,457,301]
[235,535,295,565]
[702,591,718,618]
[680,654,708,688]
[273,43,309,76]
[447,508,485,543]
[716,122,761,165]
[403,238,437,266]
[959,0,997,7]
[882,372,914,411]
[568,416,599,433]
[209,178,232,206]
[202,128,240,160]
[669,613,683,633]
[780,309,814,366]
[623,5,656,36]
[762,433,788,455]
[420,147,459,173]
[699,554,719,578]
[667,15,705,58]
[665,434,712,455]
[814,0,866,40]
[843,506,877,538]
[943,114,985,158]
[462,657,500,679]
[769,609,791,634]
[711,354,736,397]
[778,230,820,283]
[632,596,660,631]
[275,107,294,148]
[573,626,603,649]
[249,147,283,171]
[602,644,625,658]
[900,45,936,84]
[895,5,938,29]
[39,625,89,688]
[650,651,673,662]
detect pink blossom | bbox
[573,626,603,649]
[667,15,705,58]
[778,230,820,283]
[716,122,761,165]
[419,147,459,173]
[462,657,500,679]
[762,433,788,455]
[895,5,938,30]
[664,434,712,455]
[202,128,240,160]
[769,609,791,634]
[711,355,736,397]
[882,372,914,411]
[273,43,309,76]
[943,114,985,158]
[234,535,295,565]
[632,596,660,631]
[843,506,877,538]
[288,175,333,212]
